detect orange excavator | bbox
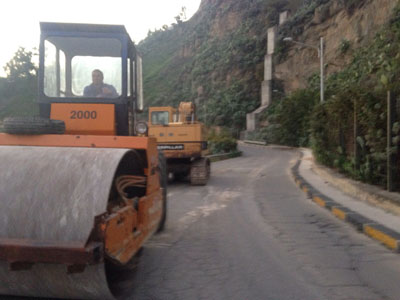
[148,102,210,185]
[0,22,166,299]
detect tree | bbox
[0,47,39,119]
[3,47,38,81]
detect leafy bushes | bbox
[201,80,259,135]
[338,39,351,54]
[207,129,238,154]
[310,86,389,185]
[0,48,38,121]
[309,5,400,187]
[0,77,38,120]
[265,4,400,189]
[139,0,292,131]
[260,88,318,147]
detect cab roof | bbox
[40,22,133,43]
[41,22,127,34]
[40,22,134,57]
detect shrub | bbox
[338,39,351,54]
[207,129,238,154]
[260,88,318,147]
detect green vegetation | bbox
[138,0,305,135]
[260,88,318,147]
[0,47,38,122]
[1,0,397,190]
[262,3,400,189]
[207,128,238,154]
[338,39,351,54]
[0,0,304,135]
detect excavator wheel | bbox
[157,150,167,232]
[190,157,211,186]
[3,117,65,135]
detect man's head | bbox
[92,69,104,86]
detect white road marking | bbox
[177,187,240,228]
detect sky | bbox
[0,0,201,76]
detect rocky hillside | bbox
[255,1,400,190]
[139,0,398,134]
[275,0,398,92]
[0,0,396,134]
[139,0,302,134]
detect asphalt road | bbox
[3,144,400,299]
[127,144,400,300]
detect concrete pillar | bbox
[261,81,272,107]
[267,26,278,55]
[246,113,256,132]
[264,54,273,81]
[279,11,289,25]
[245,12,288,134]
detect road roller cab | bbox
[0,23,166,299]
[38,22,144,136]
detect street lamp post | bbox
[320,37,324,103]
[283,37,325,103]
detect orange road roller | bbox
[0,22,167,299]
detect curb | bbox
[242,140,267,146]
[291,156,400,253]
[311,159,400,214]
[239,140,293,150]
[240,142,400,253]
[207,151,242,163]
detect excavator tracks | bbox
[190,157,211,185]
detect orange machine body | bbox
[148,106,208,159]
[50,103,116,136]
[0,133,163,264]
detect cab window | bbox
[44,40,66,97]
[151,111,169,125]
[71,56,121,96]
[43,37,122,98]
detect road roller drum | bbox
[0,145,164,299]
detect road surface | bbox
[126,144,400,300]
[3,144,400,299]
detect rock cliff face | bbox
[139,0,278,130]
[139,0,398,130]
[275,0,399,92]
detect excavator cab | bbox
[150,106,176,125]
[38,22,144,136]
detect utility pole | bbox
[320,37,324,103]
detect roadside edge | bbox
[207,151,242,163]
[291,159,400,253]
